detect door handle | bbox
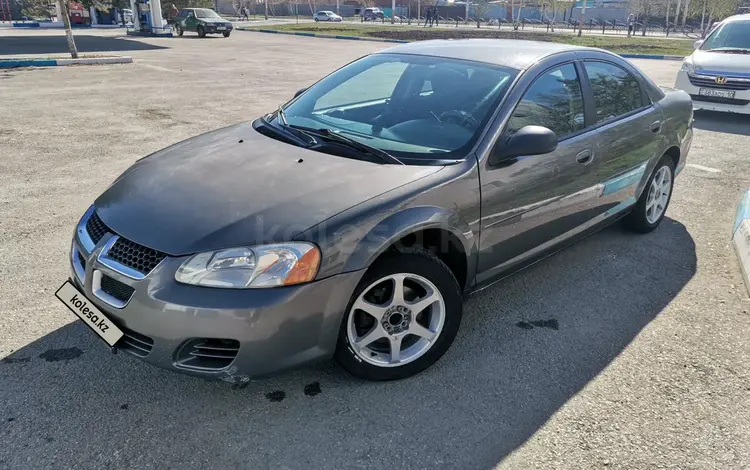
[650,121,662,133]
[576,149,594,165]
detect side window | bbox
[584,61,645,123]
[506,63,585,139]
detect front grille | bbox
[85,211,109,245]
[107,238,167,276]
[100,274,135,303]
[116,326,154,358]
[689,75,750,91]
[176,338,240,371]
[690,94,750,106]
[77,251,86,271]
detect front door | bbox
[184,11,198,31]
[476,62,602,284]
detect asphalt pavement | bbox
[0,29,748,469]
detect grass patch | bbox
[242,23,694,56]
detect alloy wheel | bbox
[346,273,446,367]
[645,166,672,224]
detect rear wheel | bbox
[174,24,183,36]
[623,155,675,233]
[197,25,206,37]
[335,248,463,381]
[314,17,319,22]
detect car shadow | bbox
[0,220,696,468]
[0,35,168,55]
[693,110,750,136]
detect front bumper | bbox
[203,24,233,33]
[675,70,750,114]
[70,221,365,382]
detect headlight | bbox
[175,243,320,288]
[680,59,695,75]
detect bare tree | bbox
[473,0,490,27]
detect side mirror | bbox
[693,39,704,49]
[490,125,558,165]
[293,87,308,98]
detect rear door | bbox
[476,62,603,283]
[581,59,663,211]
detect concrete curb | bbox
[239,28,686,59]
[0,56,133,68]
[733,190,750,297]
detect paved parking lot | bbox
[1,29,749,469]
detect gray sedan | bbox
[57,39,694,382]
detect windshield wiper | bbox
[708,47,750,53]
[277,104,289,126]
[260,115,316,147]
[290,126,405,165]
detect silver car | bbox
[675,13,750,114]
[57,40,694,382]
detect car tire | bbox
[174,24,183,36]
[623,155,675,233]
[223,31,231,37]
[314,18,319,21]
[197,25,206,37]
[334,248,463,381]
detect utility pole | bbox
[264,0,268,20]
[700,0,707,36]
[336,0,339,15]
[465,0,469,24]
[417,0,420,22]
[58,0,78,58]
[391,0,395,23]
[577,0,586,37]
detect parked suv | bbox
[173,8,233,38]
[363,7,384,21]
[674,13,750,114]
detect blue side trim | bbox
[294,32,315,36]
[734,190,750,235]
[605,196,637,217]
[0,59,57,68]
[334,35,360,40]
[601,163,647,196]
[12,22,40,27]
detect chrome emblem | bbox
[715,76,728,85]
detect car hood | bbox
[95,122,441,256]
[692,50,750,75]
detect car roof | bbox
[722,13,750,23]
[378,39,589,70]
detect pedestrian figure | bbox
[424,7,432,27]
[433,7,438,26]
[627,13,634,37]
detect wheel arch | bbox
[340,206,478,293]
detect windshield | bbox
[701,20,750,51]
[196,9,220,18]
[280,53,517,162]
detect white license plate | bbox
[217,26,226,30]
[699,88,735,99]
[55,281,124,346]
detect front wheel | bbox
[314,18,319,22]
[623,155,675,233]
[197,25,206,37]
[223,31,231,37]
[174,24,183,36]
[334,248,463,381]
